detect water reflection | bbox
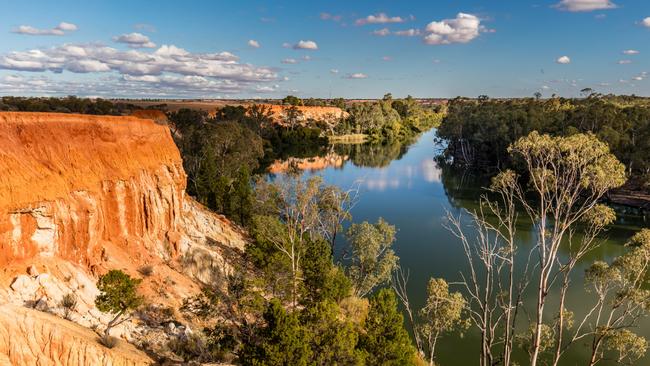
[266,129,648,365]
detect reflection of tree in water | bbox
[334,137,414,168]
[437,160,489,211]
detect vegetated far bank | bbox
[437,94,650,210]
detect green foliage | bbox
[0,95,139,115]
[301,238,352,305]
[95,269,143,337]
[300,300,364,365]
[358,288,417,365]
[341,97,443,140]
[95,270,143,315]
[282,95,304,106]
[419,278,467,362]
[438,96,650,187]
[240,299,312,366]
[346,218,399,297]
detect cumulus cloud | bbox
[556,56,571,64]
[330,69,339,74]
[618,60,632,64]
[423,13,484,45]
[554,0,617,12]
[292,40,318,50]
[623,49,639,55]
[0,43,277,86]
[320,13,342,22]
[394,28,421,36]
[642,17,650,28]
[0,73,268,98]
[12,22,78,36]
[113,33,156,48]
[345,73,368,79]
[281,58,298,64]
[248,39,260,48]
[356,13,405,26]
[372,28,390,36]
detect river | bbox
[266,128,648,365]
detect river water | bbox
[267,128,648,365]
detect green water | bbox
[267,129,649,365]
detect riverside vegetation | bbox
[6,95,650,365]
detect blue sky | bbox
[0,0,649,98]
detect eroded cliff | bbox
[0,112,247,365]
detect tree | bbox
[284,105,303,130]
[282,95,303,106]
[419,278,466,365]
[232,165,254,227]
[578,229,650,365]
[346,218,399,297]
[239,299,312,366]
[95,270,143,338]
[300,300,363,365]
[449,132,627,366]
[301,237,351,305]
[358,288,417,365]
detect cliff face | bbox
[0,112,186,270]
[257,104,348,126]
[0,112,246,365]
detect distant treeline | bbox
[437,96,650,189]
[0,96,142,115]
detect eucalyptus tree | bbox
[448,132,626,366]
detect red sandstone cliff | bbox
[0,112,246,365]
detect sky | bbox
[0,0,649,99]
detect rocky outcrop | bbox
[0,304,152,366]
[0,112,247,365]
[256,104,348,126]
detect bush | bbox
[99,333,119,349]
[60,293,78,320]
[138,265,154,277]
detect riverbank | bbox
[327,133,368,144]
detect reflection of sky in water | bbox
[268,129,647,365]
[302,129,443,195]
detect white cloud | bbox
[345,73,368,79]
[292,40,318,50]
[330,69,339,74]
[301,55,312,61]
[394,28,421,36]
[356,13,405,26]
[423,13,483,45]
[12,22,78,36]
[282,42,292,48]
[382,56,392,61]
[642,17,650,28]
[618,60,632,64]
[320,13,342,22]
[623,49,639,55]
[248,39,260,48]
[281,58,298,64]
[113,33,156,48]
[0,43,277,85]
[554,0,617,12]
[556,56,571,64]
[372,28,390,36]
[0,73,266,98]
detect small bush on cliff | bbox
[60,293,78,320]
[95,270,143,340]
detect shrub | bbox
[99,333,118,349]
[138,265,155,277]
[60,293,78,320]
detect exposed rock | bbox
[0,304,152,366]
[0,112,247,364]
